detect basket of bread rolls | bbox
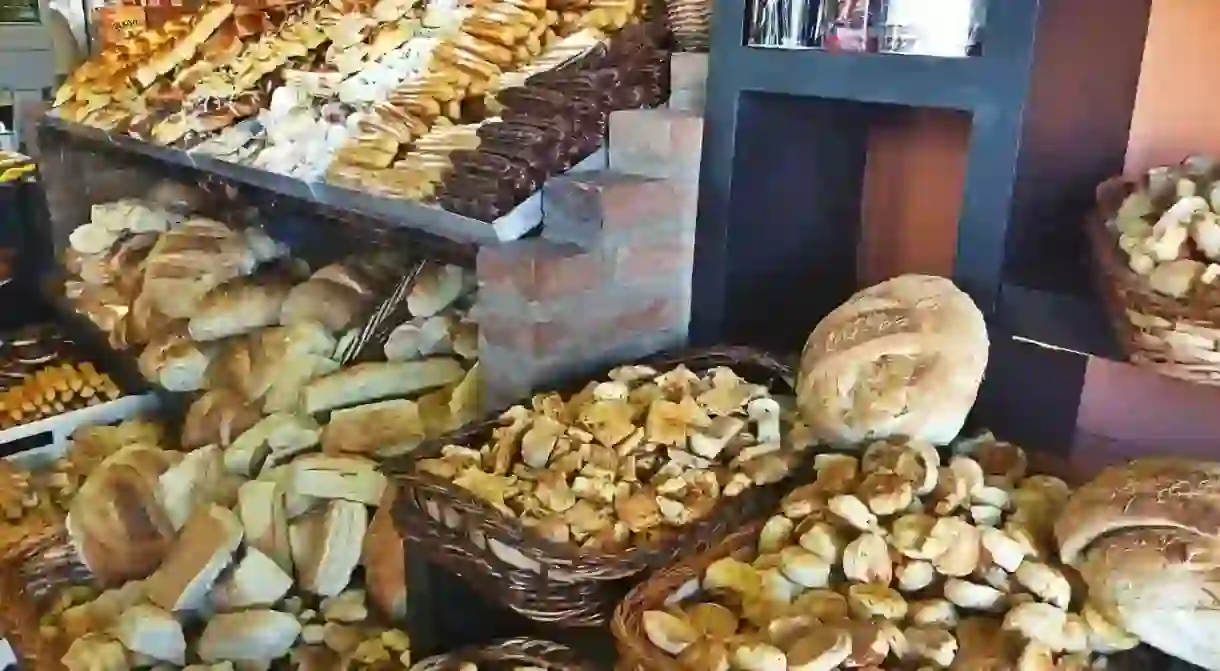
[407,637,589,670]
[1091,158,1220,386]
[386,346,817,626]
[0,426,415,671]
[610,433,1155,671]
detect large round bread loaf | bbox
[1058,458,1220,670]
[796,274,988,446]
[66,444,179,584]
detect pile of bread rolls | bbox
[640,435,1141,671]
[45,426,413,671]
[62,195,483,457]
[797,275,988,449]
[1057,458,1220,671]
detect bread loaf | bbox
[1056,458,1220,565]
[302,358,466,413]
[796,274,988,447]
[363,490,407,620]
[1058,458,1220,670]
[188,277,292,341]
[281,278,368,333]
[182,389,263,450]
[321,399,425,456]
[138,330,215,392]
[144,505,244,612]
[67,445,179,584]
[407,263,467,317]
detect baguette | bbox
[302,358,465,413]
[145,505,244,612]
[321,399,426,457]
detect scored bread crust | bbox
[68,445,179,584]
[797,274,988,447]
[1078,526,1220,670]
[1055,458,1220,565]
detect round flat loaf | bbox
[796,274,988,447]
[1056,458,1220,564]
[1079,526,1220,670]
[67,445,178,584]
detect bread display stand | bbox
[41,117,613,246]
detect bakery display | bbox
[797,274,988,448]
[50,0,667,224]
[0,324,130,428]
[0,419,163,529]
[60,191,482,448]
[26,432,417,671]
[623,433,1138,671]
[1056,458,1220,670]
[412,361,814,555]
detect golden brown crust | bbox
[1055,458,1220,565]
[362,489,407,621]
[69,446,177,584]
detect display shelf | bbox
[728,46,995,110]
[693,0,1153,450]
[40,116,545,247]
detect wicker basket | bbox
[609,449,1207,671]
[1089,175,1220,386]
[408,638,589,671]
[387,346,805,627]
[663,0,710,52]
[612,522,760,671]
[0,524,93,671]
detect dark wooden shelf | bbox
[727,47,994,110]
[996,282,1122,360]
[692,0,1154,451]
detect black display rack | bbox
[690,0,1154,452]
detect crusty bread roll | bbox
[1056,458,1220,565]
[140,219,258,320]
[281,278,368,333]
[207,322,336,406]
[144,505,244,612]
[363,489,407,620]
[321,399,426,456]
[138,330,214,392]
[292,500,368,597]
[797,274,988,447]
[407,263,467,317]
[182,389,263,450]
[302,359,466,414]
[67,445,179,584]
[188,277,292,341]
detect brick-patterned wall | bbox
[476,102,706,410]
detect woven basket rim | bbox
[0,522,87,671]
[386,345,801,580]
[611,522,761,671]
[408,637,588,671]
